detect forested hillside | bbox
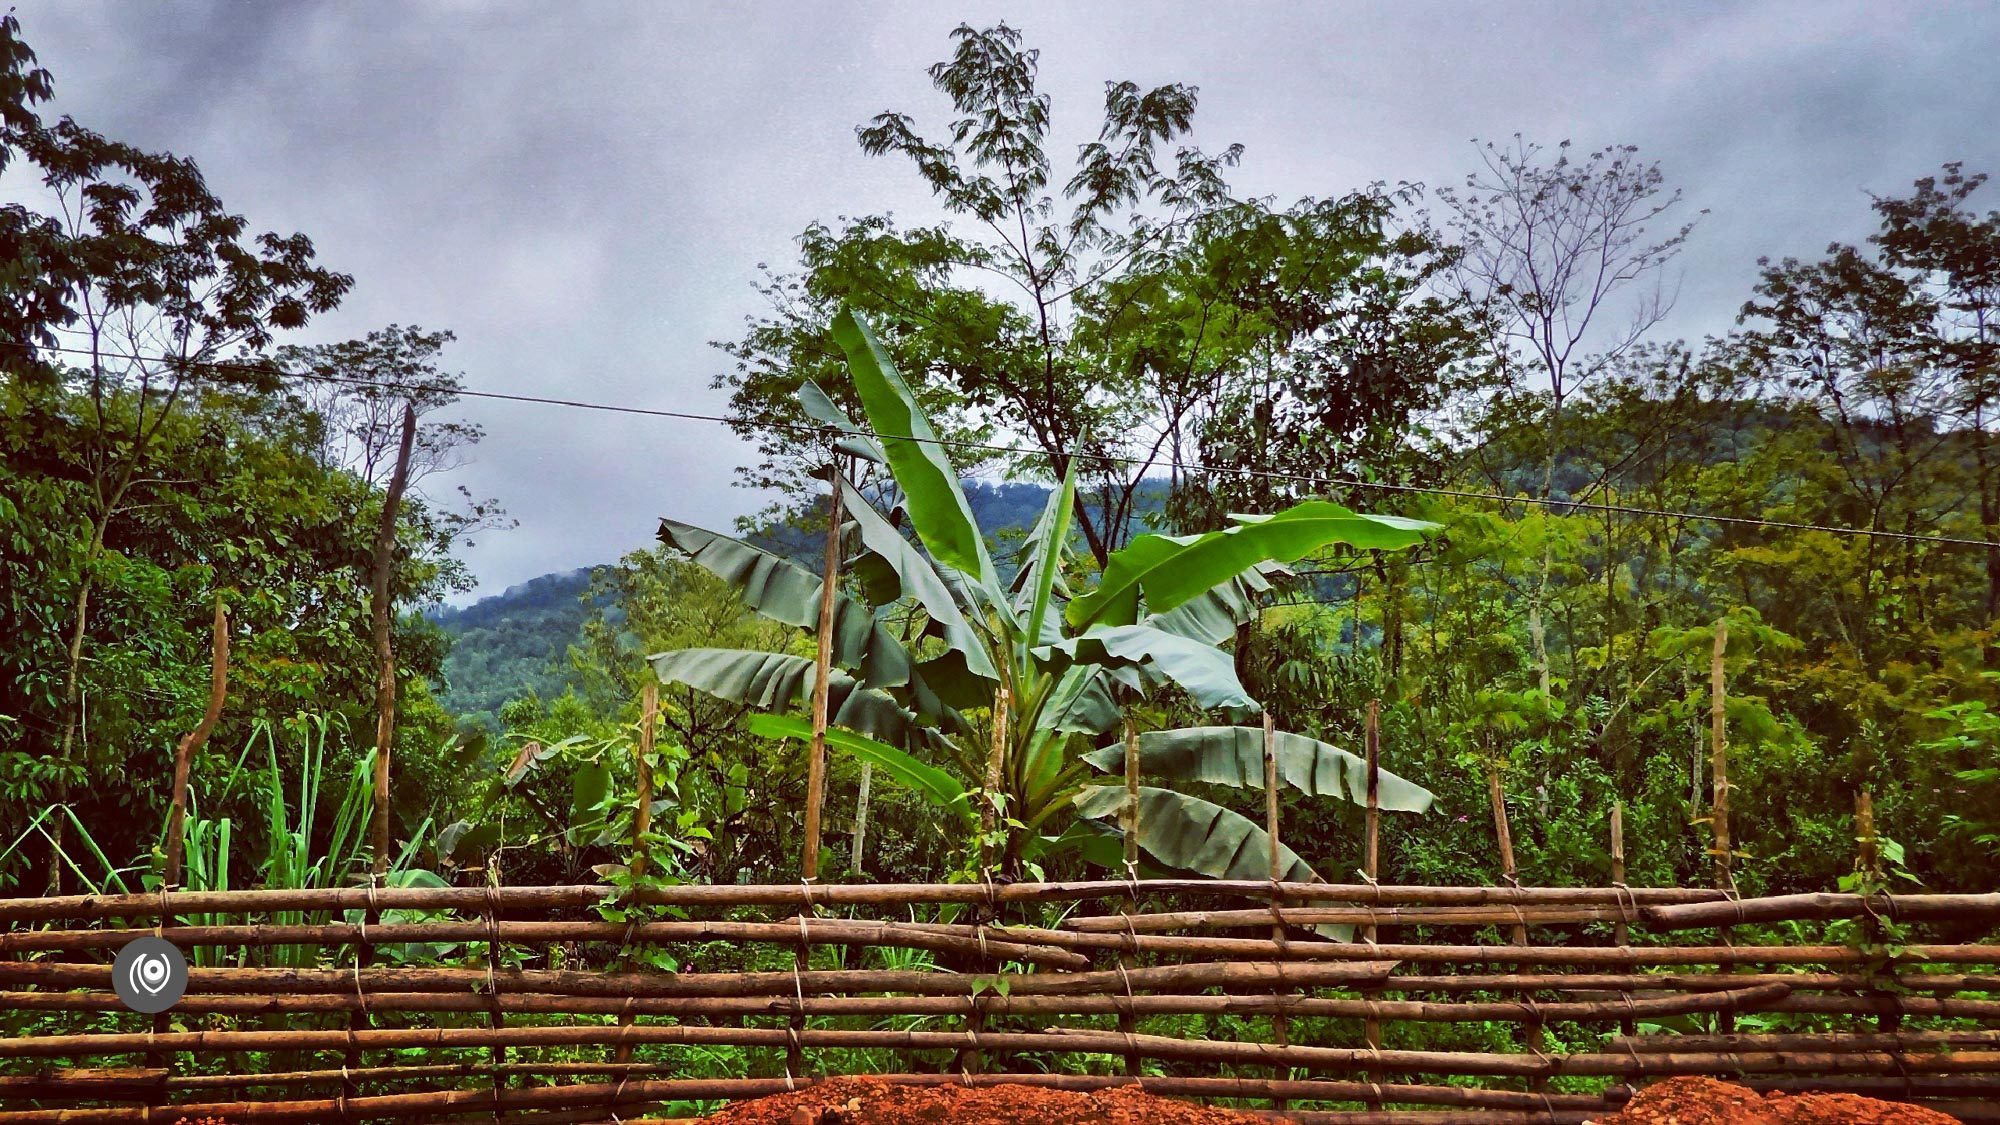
[431,480,1108,729]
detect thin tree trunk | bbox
[800,459,845,883]
[850,762,872,876]
[370,405,418,877]
[162,598,229,888]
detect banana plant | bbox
[650,305,1438,880]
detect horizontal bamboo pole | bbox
[1385,971,2000,993]
[8,1021,1997,1078]
[1612,1028,2000,1054]
[1644,892,2000,930]
[0,1067,165,1100]
[0,917,1088,969]
[3,980,1788,1023]
[1769,994,2000,1018]
[1026,1030,2000,1078]
[163,1072,1616,1113]
[1066,905,1638,933]
[0,1074,757,1123]
[1269,1107,1573,1122]
[900,919,2000,966]
[0,958,1393,1000]
[1743,1076,2000,1097]
[0,880,1729,923]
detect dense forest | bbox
[2,14,1996,916]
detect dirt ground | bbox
[1590,1076,1960,1124]
[694,1076,1267,1125]
[697,1075,1965,1125]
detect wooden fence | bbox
[0,881,1997,1123]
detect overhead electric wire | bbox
[5,337,1995,551]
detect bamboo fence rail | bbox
[0,882,1995,1124]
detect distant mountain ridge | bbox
[430,479,1094,726]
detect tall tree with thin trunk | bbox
[1434,137,1701,697]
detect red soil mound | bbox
[697,1076,1266,1125]
[1592,1076,1959,1124]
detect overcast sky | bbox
[13,1,2000,602]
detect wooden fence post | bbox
[1612,801,1635,1038]
[1711,619,1732,893]
[792,455,845,1084]
[1363,700,1384,1112]
[959,685,1011,1079]
[1119,716,1141,1077]
[633,681,658,879]
[1486,742,1546,1088]
[615,681,659,1068]
[1711,618,1736,1035]
[1264,712,1289,1115]
[800,459,845,884]
[153,595,228,1102]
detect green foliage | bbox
[653,306,1437,884]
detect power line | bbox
[5,337,1995,551]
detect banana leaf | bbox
[830,306,998,590]
[745,713,973,826]
[838,477,999,687]
[1038,665,1121,736]
[658,518,912,689]
[1036,624,1258,717]
[1082,725,1435,813]
[646,648,933,750]
[1068,501,1437,630]
[1073,784,1317,882]
[1014,453,1079,654]
[796,378,886,463]
[1142,562,1285,646]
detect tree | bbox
[657,307,1435,880]
[1433,136,1703,696]
[1867,165,2000,655]
[277,325,508,871]
[0,28,352,818]
[1120,190,1487,531]
[717,23,1249,566]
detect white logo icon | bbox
[112,936,187,1013]
[132,953,171,995]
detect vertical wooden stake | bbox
[162,596,228,889]
[1119,717,1140,1077]
[1362,700,1383,1112]
[1856,788,1880,884]
[1486,748,1544,1085]
[615,680,659,1067]
[1710,618,1735,1035]
[1611,801,1634,1038]
[154,596,227,1106]
[960,684,1011,1079]
[800,462,845,883]
[979,686,1012,879]
[1710,618,1731,893]
[1856,788,1897,1032]
[1485,755,1519,901]
[632,681,658,879]
[1263,712,1289,1115]
[793,460,843,1085]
